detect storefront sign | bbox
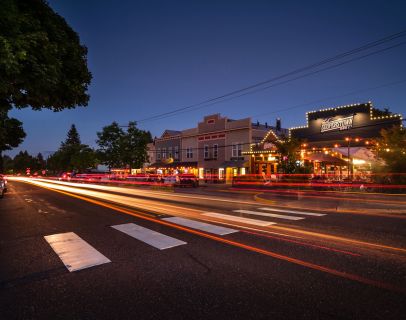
[263,142,275,150]
[321,115,353,133]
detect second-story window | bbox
[168,147,172,158]
[157,148,161,160]
[162,148,167,159]
[213,144,218,159]
[232,143,242,157]
[186,147,193,159]
[174,146,179,159]
[204,145,209,159]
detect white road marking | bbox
[44,232,111,272]
[258,207,326,217]
[202,212,276,226]
[234,210,304,221]
[112,223,186,250]
[163,217,238,235]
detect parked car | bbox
[163,175,178,185]
[177,174,199,187]
[0,175,7,198]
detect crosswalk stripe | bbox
[111,223,186,250]
[202,212,276,226]
[163,217,238,235]
[258,207,326,216]
[234,210,305,221]
[44,232,111,272]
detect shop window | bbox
[213,144,218,159]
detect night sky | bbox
[7,0,406,157]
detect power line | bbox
[135,30,406,123]
[144,42,406,122]
[251,78,406,118]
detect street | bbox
[1,179,405,319]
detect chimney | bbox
[276,118,281,131]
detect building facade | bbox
[148,113,285,182]
[246,101,403,178]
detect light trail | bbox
[241,230,361,257]
[12,177,406,293]
[12,177,406,253]
[242,187,406,205]
[31,178,262,206]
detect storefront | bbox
[247,102,402,179]
[148,161,198,176]
[290,102,402,178]
[243,128,283,175]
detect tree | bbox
[121,122,152,169]
[13,150,33,173]
[375,126,406,173]
[63,125,81,147]
[33,152,46,171]
[96,122,125,169]
[97,121,151,170]
[47,124,96,173]
[0,0,92,171]
[274,137,302,174]
[0,0,92,112]
[0,106,26,172]
[2,154,14,173]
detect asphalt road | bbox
[1,179,405,319]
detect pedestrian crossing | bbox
[43,206,327,273]
[44,232,111,272]
[112,223,187,250]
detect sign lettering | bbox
[321,115,353,133]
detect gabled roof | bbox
[161,130,182,138]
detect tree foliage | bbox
[0,106,26,172]
[274,137,302,174]
[0,0,92,111]
[376,126,406,173]
[0,0,91,171]
[47,124,96,172]
[97,121,152,169]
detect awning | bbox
[219,160,249,168]
[304,153,347,165]
[148,161,198,168]
[332,147,376,161]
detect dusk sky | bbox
[7,0,406,157]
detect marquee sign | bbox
[320,115,354,133]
